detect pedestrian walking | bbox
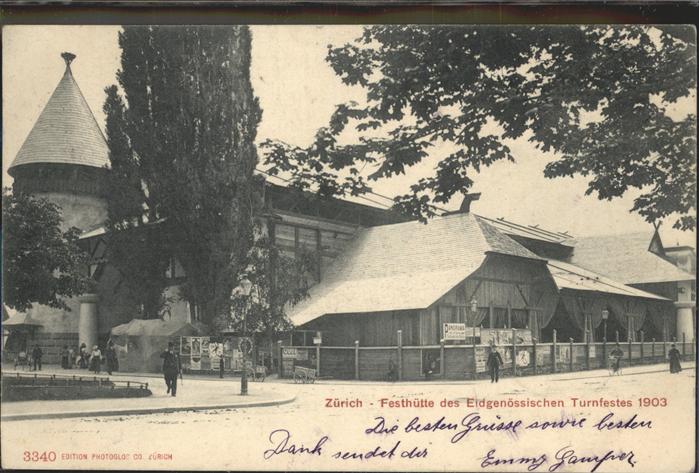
[68,346,75,368]
[31,344,43,371]
[486,343,504,383]
[105,340,119,375]
[78,343,88,369]
[90,345,102,374]
[160,341,182,397]
[668,343,682,374]
[60,345,70,369]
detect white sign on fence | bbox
[516,349,530,367]
[282,347,309,360]
[443,323,468,341]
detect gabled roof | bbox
[8,55,109,174]
[288,212,542,326]
[547,259,668,301]
[570,232,695,284]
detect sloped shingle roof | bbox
[288,213,542,326]
[547,259,668,301]
[9,60,109,173]
[570,233,694,284]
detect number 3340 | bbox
[23,451,56,462]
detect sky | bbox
[2,25,696,247]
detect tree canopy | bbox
[216,224,315,336]
[105,25,262,324]
[2,189,92,311]
[262,25,696,229]
[106,26,311,330]
[103,84,170,319]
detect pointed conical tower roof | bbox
[8,52,109,175]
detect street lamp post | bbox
[470,298,478,336]
[602,309,609,369]
[238,277,253,396]
[602,309,609,342]
[470,298,478,380]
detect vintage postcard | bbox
[1,21,696,472]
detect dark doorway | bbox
[541,301,581,342]
[638,315,662,342]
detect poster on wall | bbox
[180,337,192,356]
[190,355,201,371]
[501,346,514,368]
[475,347,488,372]
[479,328,532,346]
[480,328,497,345]
[210,343,224,370]
[556,344,571,363]
[515,330,532,344]
[191,337,202,355]
[201,337,210,355]
[516,348,531,367]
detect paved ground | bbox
[1,361,695,471]
[1,367,294,421]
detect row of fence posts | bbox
[277,328,693,380]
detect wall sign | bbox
[443,323,467,341]
[282,347,309,360]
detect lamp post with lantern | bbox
[470,298,478,341]
[602,309,609,342]
[235,277,253,396]
[470,297,478,379]
[602,308,609,368]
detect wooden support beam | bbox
[470,276,533,285]
[515,284,529,306]
[467,279,483,302]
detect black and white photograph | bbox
[1,21,696,472]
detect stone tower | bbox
[8,52,109,231]
[6,53,109,357]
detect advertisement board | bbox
[442,323,467,341]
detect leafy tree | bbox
[214,222,315,337]
[106,25,313,329]
[2,189,92,311]
[103,85,171,319]
[262,25,696,229]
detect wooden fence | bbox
[278,329,696,381]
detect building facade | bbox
[3,53,695,372]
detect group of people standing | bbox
[56,340,119,375]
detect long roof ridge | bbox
[474,213,575,243]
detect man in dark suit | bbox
[486,344,504,383]
[160,342,182,396]
[31,344,43,371]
